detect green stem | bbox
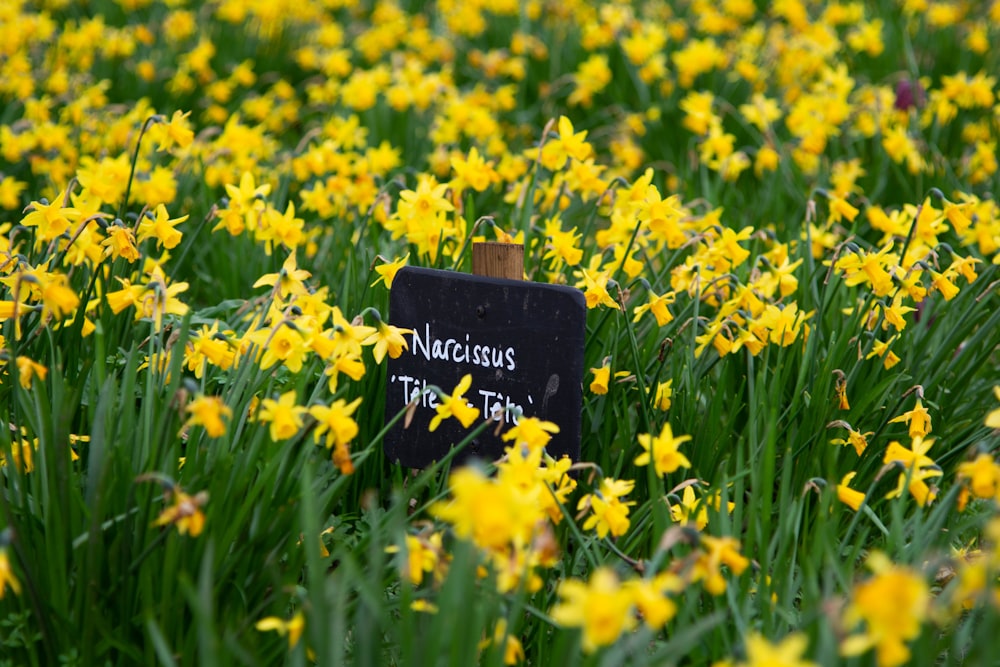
[119,115,163,221]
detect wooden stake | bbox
[472,242,523,281]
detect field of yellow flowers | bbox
[2,0,1000,664]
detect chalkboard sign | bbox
[384,266,585,467]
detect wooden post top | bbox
[472,242,524,281]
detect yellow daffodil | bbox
[20,189,80,243]
[250,321,309,373]
[578,269,620,310]
[650,379,673,411]
[253,251,311,298]
[101,224,141,262]
[632,289,676,326]
[153,486,208,537]
[363,320,412,364]
[478,619,524,666]
[184,323,237,377]
[256,390,307,441]
[578,478,635,539]
[256,610,305,651]
[956,453,1000,501]
[387,532,445,586]
[549,567,636,653]
[148,110,195,152]
[834,371,850,410]
[309,396,361,449]
[634,422,692,476]
[450,146,499,193]
[429,374,480,431]
[889,397,932,438]
[834,244,896,297]
[589,364,610,395]
[837,472,866,511]
[0,543,21,599]
[986,386,1000,429]
[829,422,873,456]
[884,436,942,506]
[669,485,708,529]
[501,417,559,452]
[866,336,902,369]
[183,395,232,438]
[624,572,682,630]
[431,466,543,554]
[692,535,749,595]
[841,552,929,667]
[15,355,47,389]
[0,439,36,473]
[737,633,818,667]
[137,203,187,250]
[371,254,409,290]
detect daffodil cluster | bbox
[430,420,574,594]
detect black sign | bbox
[384,266,585,467]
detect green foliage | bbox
[2,0,1000,665]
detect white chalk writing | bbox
[410,323,516,372]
